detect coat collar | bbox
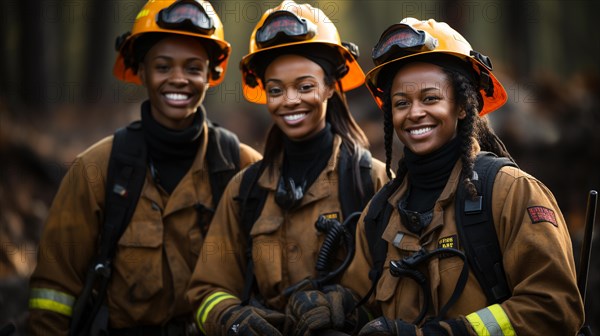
[142,122,212,217]
[257,135,343,208]
[384,142,482,239]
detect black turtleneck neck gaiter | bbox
[282,123,334,191]
[403,135,461,212]
[141,101,204,194]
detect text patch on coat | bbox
[438,235,460,259]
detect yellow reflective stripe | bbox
[28,288,75,317]
[488,304,516,336]
[466,310,490,336]
[195,292,238,334]
[466,304,516,336]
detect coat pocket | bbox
[376,263,399,303]
[249,215,283,296]
[114,220,164,301]
[375,243,404,303]
[249,215,282,237]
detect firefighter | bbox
[27,1,261,334]
[286,18,585,335]
[185,1,389,335]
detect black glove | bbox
[358,317,418,336]
[359,316,472,336]
[286,285,362,336]
[221,304,287,336]
[420,317,471,336]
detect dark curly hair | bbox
[381,60,514,199]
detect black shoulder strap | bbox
[206,122,241,208]
[237,160,269,305]
[100,121,148,263]
[238,161,268,236]
[455,152,517,304]
[338,146,375,220]
[70,121,148,335]
[356,178,402,306]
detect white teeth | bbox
[409,127,432,135]
[164,93,189,101]
[283,113,306,122]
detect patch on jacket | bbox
[527,206,557,227]
[438,235,458,249]
[438,235,459,258]
[321,212,340,221]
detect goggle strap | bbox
[470,50,493,71]
[342,41,360,60]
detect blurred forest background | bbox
[1,0,599,334]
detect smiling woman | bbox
[26,1,262,335]
[264,54,334,141]
[185,1,390,335]
[138,35,211,130]
[342,17,583,336]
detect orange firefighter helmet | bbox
[365,17,507,115]
[240,0,365,104]
[113,0,231,87]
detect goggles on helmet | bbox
[372,23,438,66]
[156,0,215,36]
[255,10,317,48]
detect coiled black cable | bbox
[315,215,345,278]
[389,247,469,325]
[314,212,360,287]
[282,212,360,297]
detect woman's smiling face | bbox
[263,54,334,141]
[390,62,465,155]
[138,35,210,130]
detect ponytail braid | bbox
[445,69,515,199]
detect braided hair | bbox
[381,63,514,199]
